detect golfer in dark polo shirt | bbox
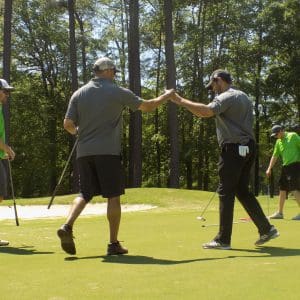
[170,69,279,249]
[57,57,174,255]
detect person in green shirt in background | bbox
[0,79,15,246]
[266,125,300,220]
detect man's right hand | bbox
[266,168,272,177]
[4,145,15,161]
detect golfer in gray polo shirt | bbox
[57,57,174,256]
[170,69,279,249]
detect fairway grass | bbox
[0,188,299,300]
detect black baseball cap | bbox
[205,69,232,90]
[271,125,283,137]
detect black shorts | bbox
[77,155,125,202]
[279,162,300,192]
[0,160,7,197]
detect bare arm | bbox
[170,93,214,118]
[138,89,174,113]
[266,156,278,177]
[63,118,77,135]
[0,138,15,160]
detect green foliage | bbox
[2,0,299,196]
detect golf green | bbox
[0,188,299,299]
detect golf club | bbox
[202,220,250,228]
[8,160,19,226]
[196,190,217,221]
[47,137,78,209]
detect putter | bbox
[8,160,19,226]
[196,190,217,221]
[47,137,78,209]
[202,220,251,228]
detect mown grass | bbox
[0,188,299,300]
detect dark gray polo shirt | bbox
[65,78,143,158]
[208,88,255,146]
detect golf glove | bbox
[238,145,249,157]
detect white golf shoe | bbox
[0,239,9,246]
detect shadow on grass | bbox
[0,245,54,255]
[64,246,300,263]
[65,255,224,265]
[229,246,300,257]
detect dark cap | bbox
[0,78,14,90]
[205,69,232,90]
[271,125,283,137]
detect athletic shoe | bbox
[107,241,128,255]
[202,240,231,250]
[0,239,9,246]
[291,214,300,220]
[255,226,279,246]
[268,212,283,219]
[57,224,76,255]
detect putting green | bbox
[0,188,299,299]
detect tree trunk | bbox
[254,0,263,196]
[155,27,163,187]
[68,0,79,193]
[128,0,142,187]
[74,12,87,83]
[2,0,13,145]
[163,0,179,188]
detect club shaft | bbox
[202,221,249,228]
[199,191,217,218]
[47,137,78,209]
[8,160,19,226]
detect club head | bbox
[197,216,206,221]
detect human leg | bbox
[107,196,121,243]
[286,162,300,220]
[291,190,300,220]
[57,156,95,255]
[0,162,9,246]
[278,190,287,214]
[65,196,87,227]
[235,142,279,245]
[269,190,286,219]
[106,197,128,255]
[203,144,242,248]
[0,195,9,246]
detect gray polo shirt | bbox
[65,78,143,158]
[208,88,255,146]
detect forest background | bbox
[0,0,299,198]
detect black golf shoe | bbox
[107,241,128,255]
[57,224,76,255]
[255,225,279,246]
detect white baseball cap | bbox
[93,57,120,72]
[0,78,14,90]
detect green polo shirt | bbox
[273,132,300,166]
[0,105,5,159]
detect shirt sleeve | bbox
[273,140,281,157]
[65,91,79,125]
[119,87,143,112]
[207,93,234,115]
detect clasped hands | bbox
[162,89,182,105]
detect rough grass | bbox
[0,188,299,300]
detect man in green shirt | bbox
[0,79,15,246]
[266,125,300,220]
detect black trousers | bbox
[215,140,271,244]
